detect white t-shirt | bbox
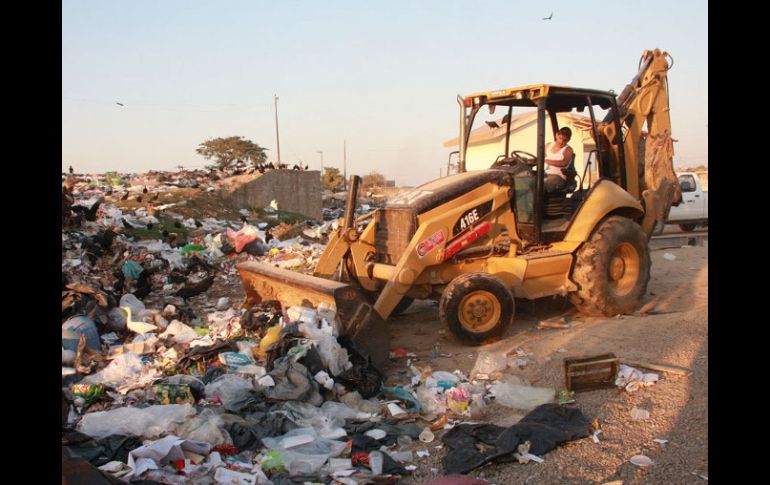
[545,142,570,179]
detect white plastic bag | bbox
[159,320,199,344]
[204,374,254,410]
[83,352,158,388]
[470,337,519,378]
[119,293,146,316]
[415,387,447,415]
[176,409,231,446]
[299,322,350,376]
[78,404,196,439]
[490,382,554,410]
[261,427,348,475]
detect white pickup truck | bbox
[666,171,708,231]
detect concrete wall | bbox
[221,170,323,219]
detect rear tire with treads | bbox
[569,216,651,316]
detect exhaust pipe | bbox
[343,175,361,232]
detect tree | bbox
[196,136,268,169]
[322,167,345,191]
[361,171,387,188]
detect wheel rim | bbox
[608,242,640,296]
[458,290,501,333]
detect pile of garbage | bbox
[63,300,419,483]
[61,172,629,483]
[64,288,597,484]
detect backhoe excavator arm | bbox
[604,48,681,237]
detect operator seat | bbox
[544,153,579,218]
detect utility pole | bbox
[274,94,281,164]
[343,140,347,191]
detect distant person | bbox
[544,127,574,194]
[68,165,74,175]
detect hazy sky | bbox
[62,0,707,186]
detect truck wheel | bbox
[569,216,651,316]
[679,223,697,232]
[439,272,514,345]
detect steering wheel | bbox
[510,150,537,165]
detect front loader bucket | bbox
[237,261,390,371]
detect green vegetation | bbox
[321,167,344,191]
[196,136,268,169]
[361,171,386,188]
[104,171,128,187]
[248,206,306,224]
[123,215,190,240]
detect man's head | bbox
[557,127,572,142]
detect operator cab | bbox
[457,85,626,246]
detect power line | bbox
[62,96,273,113]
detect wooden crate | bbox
[564,353,620,392]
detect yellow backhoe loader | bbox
[238,48,681,370]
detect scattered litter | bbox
[557,389,575,404]
[62,167,696,484]
[616,364,660,392]
[537,317,572,329]
[419,428,435,443]
[630,454,654,466]
[364,429,387,440]
[388,403,407,417]
[653,438,669,445]
[663,252,676,261]
[490,382,555,410]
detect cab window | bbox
[678,174,697,192]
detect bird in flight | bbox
[542,12,553,20]
[485,120,500,129]
[116,102,124,106]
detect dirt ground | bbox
[185,243,707,484]
[387,245,708,484]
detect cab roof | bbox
[463,84,615,111]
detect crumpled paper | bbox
[615,364,659,392]
[127,434,211,477]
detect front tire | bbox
[679,223,697,232]
[569,216,651,316]
[439,272,514,345]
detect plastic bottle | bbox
[368,451,383,475]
